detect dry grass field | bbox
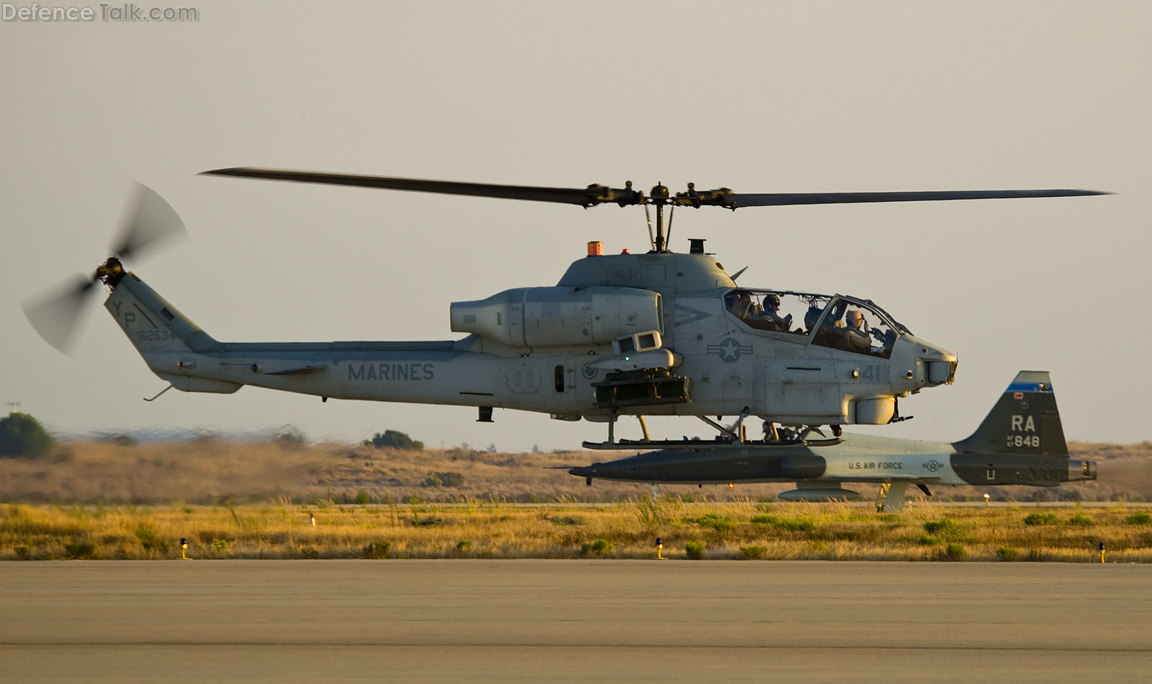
[0,437,1149,506]
[3,498,1152,562]
[2,437,1150,562]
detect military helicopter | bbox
[23,170,1103,448]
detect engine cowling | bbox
[451,286,663,348]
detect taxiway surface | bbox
[1,560,1148,683]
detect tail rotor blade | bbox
[22,275,99,354]
[25,183,186,354]
[110,182,187,261]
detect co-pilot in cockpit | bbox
[724,289,901,359]
[723,290,799,334]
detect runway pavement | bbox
[1,560,1149,683]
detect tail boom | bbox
[103,272,522,409]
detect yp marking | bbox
[111,300,137,329]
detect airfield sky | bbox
[2,2,1149,450]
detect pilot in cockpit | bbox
[726,291,754,320]
[843,309,872,353]
[755,294,793,332]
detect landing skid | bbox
[588,410,842,451]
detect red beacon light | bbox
[587,241,603,256]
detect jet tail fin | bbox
[953,371,1067,457]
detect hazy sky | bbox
[3,2,1149,450]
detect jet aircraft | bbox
[569,371,1095,511]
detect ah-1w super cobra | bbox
[23,170,1104,450]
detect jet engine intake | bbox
[779,454,826,480]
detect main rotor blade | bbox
[201,167,643,207]
[713,188,1108,208]
[22,275,99,354]
[110,182,187,261]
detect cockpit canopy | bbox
[723,289,909,359]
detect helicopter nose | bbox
[894,335,957,388]
[919,345,957,386]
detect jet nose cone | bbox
[569,465,600,487]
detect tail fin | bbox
[103,271,241,394]
[953,371,1067,456]
[104,272,222,355]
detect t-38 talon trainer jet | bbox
[23,173,1103,441]
[569,371,1096,511]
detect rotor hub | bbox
[95,257,125,287]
